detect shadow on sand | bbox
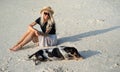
[58,26,120,44]
[21,44,37,50]
[79,50,101,59]
[58,26,120,59]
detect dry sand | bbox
[0,0,120,72]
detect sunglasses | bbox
[44,12,50,16]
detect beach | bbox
[0,0,120,72]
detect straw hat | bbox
[40,6,54,15]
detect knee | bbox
[27,28,35,33]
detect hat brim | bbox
[40,9,54,15]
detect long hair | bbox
[40,11,55,30]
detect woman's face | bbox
[43,11,50,20]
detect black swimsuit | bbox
[35,17,56,34]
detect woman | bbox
[10,6,57,51]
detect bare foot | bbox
[9,43,20,51]
[9,45,17,51]
[9,48,17,51]
[9,45,22,51]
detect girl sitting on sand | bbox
[10,6,57,51]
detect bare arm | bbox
[37,27,52,36]
[29,22,49,36]
[28,22,37,31]
[43,24,54,36]
[46,27,52,33]
[28,22,40,36]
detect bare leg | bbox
[32,36,39,46]
[10,29,31,49]
[16,30,31,44]
[10,30,38,51]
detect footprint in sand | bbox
[0,57,12,72]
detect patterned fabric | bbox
[38,34,57,47]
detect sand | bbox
[0,0,120,72]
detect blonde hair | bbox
[40,11,55,30]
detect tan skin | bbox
[10,11,51,51]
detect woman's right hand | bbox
[29,22,40,36]
[35,30,39,36]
